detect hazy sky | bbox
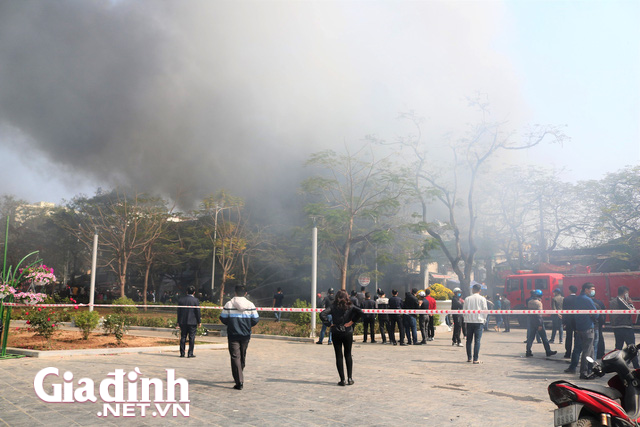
[0,0,637,211]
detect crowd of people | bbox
[314,282,640,383]
[175,281,640,389]
[316,287,438,346]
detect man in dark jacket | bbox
[591,293,606,359]
[220,285,260,390]
[610,286,640,369]
[317,289,335,344]
[403,288,420,345]
[177,286,201,358]
[562,285,580,358]
[350,290,360,307]
[356,286,366,308]
[502,295,511,332]
[388,289,405,346]
[272,287,285,322]
[362,292,377,343]
[451,287,464,346]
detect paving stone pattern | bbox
[0,328,614,426]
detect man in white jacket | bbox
[220,285,260,390]
[463,284,488,364]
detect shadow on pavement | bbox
[265,378,338,387]
[188,379,235,389]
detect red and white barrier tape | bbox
[2,302,639,315]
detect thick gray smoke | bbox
[0,1,525,219]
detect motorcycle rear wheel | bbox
[568,416,599,427]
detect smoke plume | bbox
[0,0,525,220]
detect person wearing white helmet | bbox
[525,289,557,358]
[375,289,391,344]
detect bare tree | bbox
[388,100,567,292]
[238,225,272,287]
[479,167,588,271]
[65,189,170,298]
[301,143,405,290]
[135,197,176,307]
[199,191,247,304]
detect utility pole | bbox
[310,216,319,338]
[89,230,98,312]
[211,203,223,300]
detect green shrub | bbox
[41,295,73,321]
[261,311,276,319]
[102,314,132,344]
[200,301,221,323]
[352,321,364,336]
[112,297,137,314]
[24,306,60,341]
[44,295,63,304]
[74,310,101,340]
[168,321,209,337]
[56,308,73,322]
[432,314,441,325]
[135,316,172,328]
[289,299,320,327]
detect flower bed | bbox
[7,329,183,351]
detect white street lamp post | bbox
[89,230,98,312]
[310,217,319,338]
[211,203,222,300]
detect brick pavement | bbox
[0,328,616,426]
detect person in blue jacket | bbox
[220,285,260,390]
[564,282,599,379]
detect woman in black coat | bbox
[320,289,362,386]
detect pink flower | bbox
[26,320,30,324]
[47,318,50,321]
[51,324,55,327]
[37,307,41,312]
[25,312,29,316]
[74,306,79,310]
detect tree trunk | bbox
[119,275,126,299]
[340,240,350,290]
[340,217,354,290]
[218,277,226,306]
[143,263,151,312]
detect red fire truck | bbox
[503,271,640,324]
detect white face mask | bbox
[624,293,630,300]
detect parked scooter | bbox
[548,344,640,426]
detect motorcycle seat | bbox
[575,383,622,401]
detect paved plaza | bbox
[0,327,616,426]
